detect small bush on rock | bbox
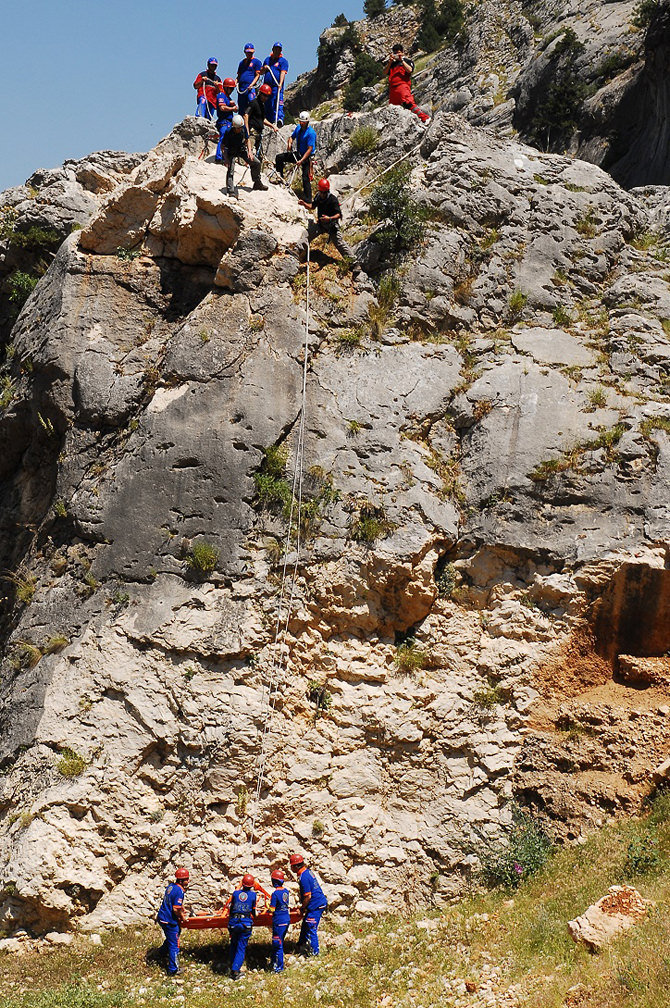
[481,809,552,888]
[366,164,426,260]
[185,540,219,575]
[57,748,88,778]
[624,835,660,877]
[349,126,379,154]
[394,638,428,673]
[526,28,588,151]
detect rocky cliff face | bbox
[1,11,670,936]
[290,0,670,187]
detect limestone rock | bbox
[567,885,651,951]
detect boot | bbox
[253,180,268,191]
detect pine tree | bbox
[364,0,387,16]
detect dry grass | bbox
[4,796,670,1007]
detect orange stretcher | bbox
[183,880,302,931]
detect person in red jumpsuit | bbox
[385,44,430,124]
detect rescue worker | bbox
[244,83,276,157]
[236,43,263,117]
[156,867,190,976]
[193,58,222,120]
[269,869,291,973]
[288,853,328,956]
[385,43,430,124]
[221,114,268,196]
[228,873,257,980]
[274,111,316,201]
[298,178,359,270]
[261,42,289,126]
[215,79,239,163]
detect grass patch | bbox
[394,638,428,674]
[350,501,393,545]
[349,125,378,154]
[185,540,219,576]
[508,289,527,319]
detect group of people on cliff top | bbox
[155,854,327,981]
[191,40,428,214]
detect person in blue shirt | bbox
[261,42,289,126]
[228,873,257,980]
[236,43,263,117]
[274,112,317,201]
[215,79,238,163]
[289,853,328,956]
[156,867,190,975]
[268,869,291,973]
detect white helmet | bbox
[232,114,244,127]
[298,111,310,122]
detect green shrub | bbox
[350,501,393,544]
[633,0,662,28]
[481,809,552,888]
[331,12,349,26]
[349,125,379,154]
[57,748,88,778]
[6,270,38,307]
[366,163,426,260]
[624,835,660,877]
[417,0,464,52]
[185,540,219,575]
[508,289,527,318]
[343,52,384,111]
[472,684,505,709]
[435,560,458,598]
[552,304,572,327]
[364,0,386,15]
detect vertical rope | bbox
[247,241,311,848]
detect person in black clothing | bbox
[298,178,358,269]
[244,82,276,156]
[221,114,267,196]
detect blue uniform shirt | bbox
[157,882,184,924]
[216,92,236,125]
[292,124,317,158]
[298,868,327,911]
[237,56,262,90]
[230,887,257,921]
[263,54,289,89]
[270,885,291,926]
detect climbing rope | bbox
[247,241,311,848]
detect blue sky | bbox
[0,0,365,191]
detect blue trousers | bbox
[299,904,326,955]
[271,923,289,972]
[229,919,253,972]
[237,89,255,115]
[264,89,284,126]
[215,120,232,161]
[158,921,180,974]
[196,96,216,120]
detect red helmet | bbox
[175,867,189,880]
[241,873,255,887]
[317,178,330,192]
[271,869,285,882]
[223,77,236,88]
[289,853,304,868]
[259,83,273,96]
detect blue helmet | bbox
[207,57,218,65]
[272,41,282,49]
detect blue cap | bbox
[207,56,218,64]
[244,43,255,51]
[272,41,282,48]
